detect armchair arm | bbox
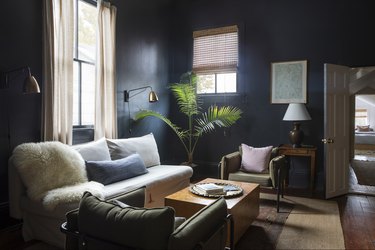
[62,186,146,250]
[269,155,287,188]
[219,152,241,180]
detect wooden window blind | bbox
[193,25,238,73]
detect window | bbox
[355,108,368,126]
[73,0,97,126]
[193,25,238,94]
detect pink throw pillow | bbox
[240,144,273,173]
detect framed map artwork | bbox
[271,60,307,103]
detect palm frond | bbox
[194,105,242,136]
[170,83,198,116]
[134,110,188,139]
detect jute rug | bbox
[236,193,345,250]
[275,195,345,250]
[235,193,294,250]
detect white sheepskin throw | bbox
[12,141,88,201]
[43,181,104,211]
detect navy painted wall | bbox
[113,0,172,162]
[159,0,375,189]
[0,0,42,206]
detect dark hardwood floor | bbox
[335,194,375,250]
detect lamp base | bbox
[289,122,304,148]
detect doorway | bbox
[350,89,375,195]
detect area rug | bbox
[275,196,345,250]
[235,193,293,250]
[351,159,375,186]
[236,193,345,250]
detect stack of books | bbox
[195,183,226,195]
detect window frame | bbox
[192,25,239,95]
[73,0,96,128]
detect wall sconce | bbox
[124,86,158,102]
[0,66,40,93]
[283,103,311,148]
[124,85,158,133]
[0,66,40,152]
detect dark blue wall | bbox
[0,0,42,206]
[162,0,375,188]
[113,0,172,162]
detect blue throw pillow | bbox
[85,153,149,185]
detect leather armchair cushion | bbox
[78,192,175,250]
[168,197,228,250]
[229,171,272,187]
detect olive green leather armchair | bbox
[219,147,288,212]
[61,187,233,250]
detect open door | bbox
[324,64,350,199]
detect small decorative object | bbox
[190,182,243,198]
[271,60,307,104]
[283,103,312,148]
[194,183,225,195]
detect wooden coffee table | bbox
[165,178,259,244]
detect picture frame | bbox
[271,60,307,104]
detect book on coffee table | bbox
[194,183,226,195]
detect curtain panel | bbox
[42,0,74,144]
[95,0,117,140]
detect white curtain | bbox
[95,0,117,139]
[42,0,74,144]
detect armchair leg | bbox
[277,168,281,213]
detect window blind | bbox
[193,25,238,73]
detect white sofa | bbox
[8,133,193,249]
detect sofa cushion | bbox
[12,141,87,201]
[85,153,149,185]
[71,137,111,161]
[106,133,160,167]
[78,192,175,250]
[240,144,273,173]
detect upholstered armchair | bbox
[61,187,233,250]
[219,145,288,212]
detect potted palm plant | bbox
[134,72,242,165]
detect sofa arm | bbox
[219,152,241,180]
[269,155,288,188]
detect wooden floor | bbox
[335,194,375,249]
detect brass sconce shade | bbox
[148,90,158,102]
[23,74,40,94]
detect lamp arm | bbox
[1,66,31,89]
[124,85,153,102]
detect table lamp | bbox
[283,103,311,148]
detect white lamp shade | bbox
[283,103,311,121]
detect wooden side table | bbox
[278,144,317,194]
